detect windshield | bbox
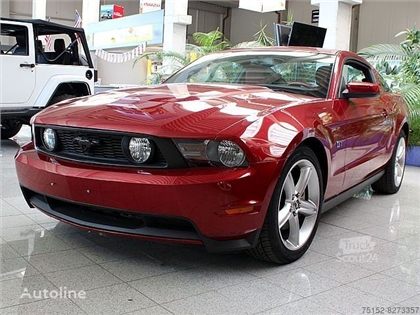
[166,51,336,98]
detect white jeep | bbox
[0,18,95,139]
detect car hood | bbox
[35,83,316,138]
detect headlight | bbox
[42,128,57,151]
[217,140,245,167]
[175,139,247,167]
[128,137,152,163]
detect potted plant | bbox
[358,26,420,166]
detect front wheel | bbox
[372,130,406,194]
[247,146,323,264]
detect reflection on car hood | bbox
[35,83,314,138]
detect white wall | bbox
[287,0,317,25]
[357,0,420,50]
[97,55,148,85]
[229,9,278,46]
[10,0,82,23]
[1,0,11,18]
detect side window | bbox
[0,23,29,56]
[342,64,366,84]
[339,60,375,97]
[36,33,77,65]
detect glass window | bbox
[166,51,336,98]
[0,23,29,56]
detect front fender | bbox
[34,73,93,107]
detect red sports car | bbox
[15,47,409,264]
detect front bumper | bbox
[15,143,279,252]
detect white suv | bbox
[0,18,95,139]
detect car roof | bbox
[0,17,84,34]
[215,46,364,62]
[222,46,338,55]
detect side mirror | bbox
[342,82,380,99]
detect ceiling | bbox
[191,0,240,8]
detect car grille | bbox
[56,129,127,159]
[23,187,200,241]
[34,126,187,168]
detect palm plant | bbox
[132,50,189,84]
[232,21,275,48]
[189,28,230,56]
[358,26,420,143]
[133,28,230,84]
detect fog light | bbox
[42,128,57,151]
[129,137,152,163]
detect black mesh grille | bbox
[56,130,126,159]
[35,126,168,168]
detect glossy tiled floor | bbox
[1,126,420,315]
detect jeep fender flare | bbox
[34,74,93,107]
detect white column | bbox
[82,0,100,73]
[162,0,192,72]
[0,0,10,18]
[311,0,362,50]
[82,0,100,26]
[32,0,46,19]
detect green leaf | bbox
[395,30,408,38]
[358,44,406,61]
[403,84,420,122]
[358,26,420,128]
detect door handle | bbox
[20,63,35,68]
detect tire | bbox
[1,122,22,139]
[247,146,323,264]
[372,130,406,194]
[51,94,76,105]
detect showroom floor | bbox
[1,126,420,315]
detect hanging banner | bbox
[100,4,125,20]
[95,42,147,63]
[140,0,162,13]
[239,0,285,13]
[85,10,164,50]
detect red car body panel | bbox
[15,47,409,252]
[35,84,312,139]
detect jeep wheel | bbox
[1,123,22,139]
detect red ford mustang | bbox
[15,47,409,264]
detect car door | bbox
[0,21,36,105]
[336,59,394,190]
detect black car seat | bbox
[13,34,28,55]
[53,38,68,64]
[35,40,48,63]
[315,65,332,97]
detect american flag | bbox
[45,34,52,50]
[74,10,82,28]
[45,17,52,50]
[74,10,82,44]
